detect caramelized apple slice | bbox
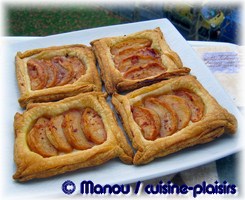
[27,59,48,90]
[114,48,139,68]
[123,63,166,80]
[144,98,178,137]
[115,47,160,66]
[81,108,107,144]
[68,56,86,83]
[174,90,204,122]
[157,95,191,130]
[45,60,58,88]
[132,106,161,140]
[136,47,159,58]
[27,117,58,157]
[52,56,74,86]
[46,115,73,153]
[111,38,152,55]
[63,110,94,150]
[118,55,161,72]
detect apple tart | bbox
[16,44,101,108]
[91,27,190,94]
[112,75,237,165]
[13,92,133,181]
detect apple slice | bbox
[119,55,160,73]
[68,56,86,83]
[81,108,107,144]
[52,56,74,86]
[27,59,48,90]
[116,55,140,72]
[132,106,160,140]
[174,90,204,122]
[46,115,73,153]
[157,95,191,130]
[123,62,166,80]
[115,47,159,63]
[144,98,178,137]
[114,48,141,68]
[136,47,160,58]
[63,109,94,150]
[44,60,58,88]
[27,117,58,157]
[111,38,152,55]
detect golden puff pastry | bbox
[16,44,102,108]
[90,27,190,94]
[13,92,133,182]
[112,75,237,165]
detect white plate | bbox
[1,19,243,199]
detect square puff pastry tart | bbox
[112,75,237,165]
[13,92,133,182]
[16,44,102,108]
[91,27,190,94]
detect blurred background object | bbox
[5,2,241,44]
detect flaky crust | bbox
[13,92,133,181]
[91,27,190,94]
[112,75,237,165]
[16,44,102,108]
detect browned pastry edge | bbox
[12,28,238,182]
[13,92,133,181]
[16,44,102,108]
[90,27,191,94]
[111,75,237,165]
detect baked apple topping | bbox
[81,108,107,145]
[132,106,161,140]
[144,98,178,137]
[110,38,152,55]
[132,90,204,140]
[27,55,86,90]
[111,38,166,80]
[173,90,204,122]
[27,108,107,157]
[27,117,58,157]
